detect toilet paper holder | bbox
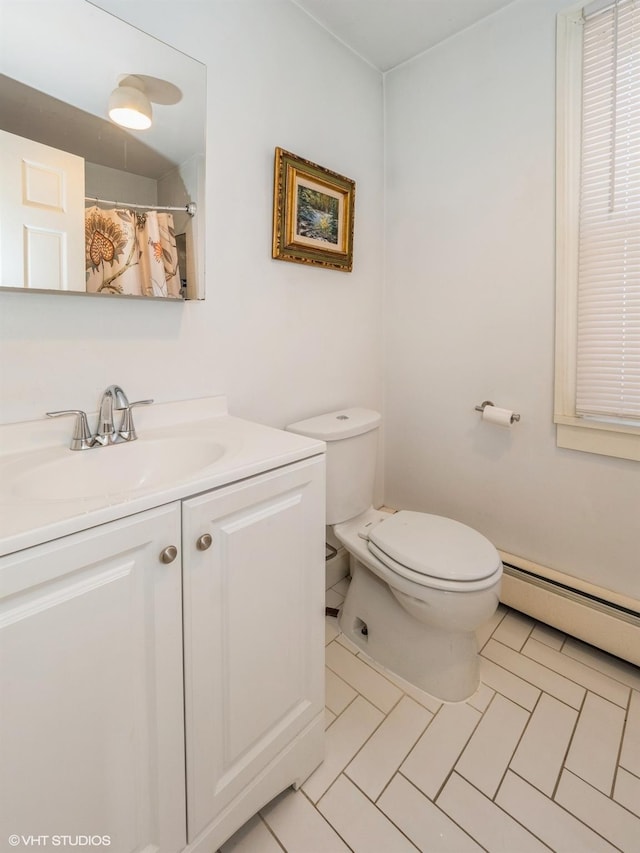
[474,400,521,424]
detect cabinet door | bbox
[183,457,325,842]
[0,504,186,853]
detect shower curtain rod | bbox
[85,196,197,217]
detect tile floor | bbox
[221,578,640,852]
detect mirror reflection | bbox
[0,0,206,300]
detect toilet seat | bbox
[366,511,502,592]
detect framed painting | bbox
[272,147,355,272]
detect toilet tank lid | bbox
[286,408,381,440]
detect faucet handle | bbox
[118,399,154,441]
[46,410,94,451]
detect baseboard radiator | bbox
[499,551,640,667]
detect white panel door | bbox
[182,457,325,843]
[0,504,186,853]
[0,128,85,290]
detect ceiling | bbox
[292,0,518,71]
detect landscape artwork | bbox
[272,147,355,272]
[295,182,340,247]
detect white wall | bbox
[0,0,384,430]
[384,0,640,601]
[85,163,158,207]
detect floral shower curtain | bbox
[85,206,182,298]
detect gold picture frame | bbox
[272,147,355,272]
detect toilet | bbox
[287,408,502,702]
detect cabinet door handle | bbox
[196,534,213,551]
[159,545,178,564]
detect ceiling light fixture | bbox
[108,75,152,130]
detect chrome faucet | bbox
[95,384,130,445]
[47,385,153,450]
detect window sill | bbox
[555,417,640,462]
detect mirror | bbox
[0,0,206,300]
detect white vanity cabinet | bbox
[0,441,325,853]
[0,503,187,853]
[182,456,325,850]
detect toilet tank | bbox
[286,408,381,525]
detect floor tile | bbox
[325,708,336,729]
[261,787,350,852]
[479,656,541,711]
[437,772,548,852]
[467,681,495,713]
[523,638,630,707]
[378,774,483,852]
[620,690,640,777]
[220,814,282,853]
[496,770,617,852]
[561,638,640,692]
[510,693,578,796]
[565,691,626,795]
[345,695,432,801]
[530,621,566,650]
[614,767,640,818]
[350,649,443,714]
[325,617,339,645]
[555,769,640,852]
[455,693,530,797]
[317,774,418,852]
[400,701,481,800]
[492,610,535,651]
[483,639,585,709]
[335,632,362,655]
[302,695,384,803]
[325,667,357,716]
[325,640,402,713]
[325,588,345,609]
[332,577,350,598]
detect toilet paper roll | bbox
[482,405,513,427]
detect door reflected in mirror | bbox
[0,0,206,300]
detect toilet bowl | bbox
[334,507,501,701]
[286,408,502,702]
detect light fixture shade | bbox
[108,81,152,130]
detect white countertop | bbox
[0,397,325,557]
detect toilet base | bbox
[338,560,480,702]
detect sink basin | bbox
[8,437,226,501]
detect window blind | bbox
[575,0,640,420]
